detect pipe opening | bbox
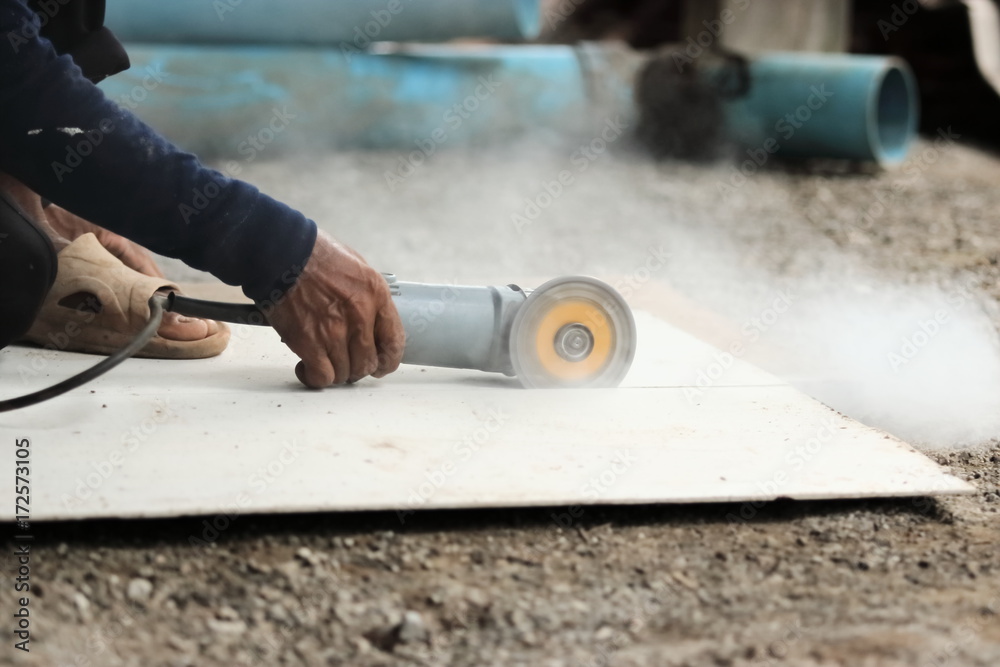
[514,0,542,40]
[873,65,917,165]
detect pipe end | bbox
[871,61,919,166]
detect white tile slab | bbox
[0,310,971,522]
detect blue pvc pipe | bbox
[718,53,918,165]
[104,0,542,44]
[98,44,617,156]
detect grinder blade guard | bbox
[510,276,636,388]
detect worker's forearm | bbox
[0,0,317,302]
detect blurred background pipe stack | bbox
[100,0,932,166]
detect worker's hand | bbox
[268,232,405,388]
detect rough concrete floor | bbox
[4,138,1000,666]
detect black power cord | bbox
[162,292,268,326]
[0,296,165,413]
[0,294,274,413]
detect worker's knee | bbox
[0,193,56,350]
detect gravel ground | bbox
[4,137,1000,666]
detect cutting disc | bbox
[509,276,636,388]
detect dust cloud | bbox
[182,140,1000,449]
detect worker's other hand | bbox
[268,232,405,388]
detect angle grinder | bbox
[164,274,638,389]
[0,275,637,412]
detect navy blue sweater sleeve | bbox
[0,0,317,303]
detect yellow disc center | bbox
[533,300,613,381]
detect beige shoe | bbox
[22,233,230,359]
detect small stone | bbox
[465,588,489,607]
[520,631,541,647]
[247,560,272,575]
[207,618,248,635]
[294,636,323,657]
[671,571,699,590]
[56,543,68,556]
[73,592,91,620]
[260,586,284,602]
[627,616,645,634]
[295,547,321,566]
[594,626,615,641]
[267,603,292,625]
[168,635,197,653]
[217,605,240,620]
[126,578,153,602]
[509,608,532,632]
[275,560,303,583]
[353,636,373,654]
[397,610,429,644]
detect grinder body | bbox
[387,276,525,376]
